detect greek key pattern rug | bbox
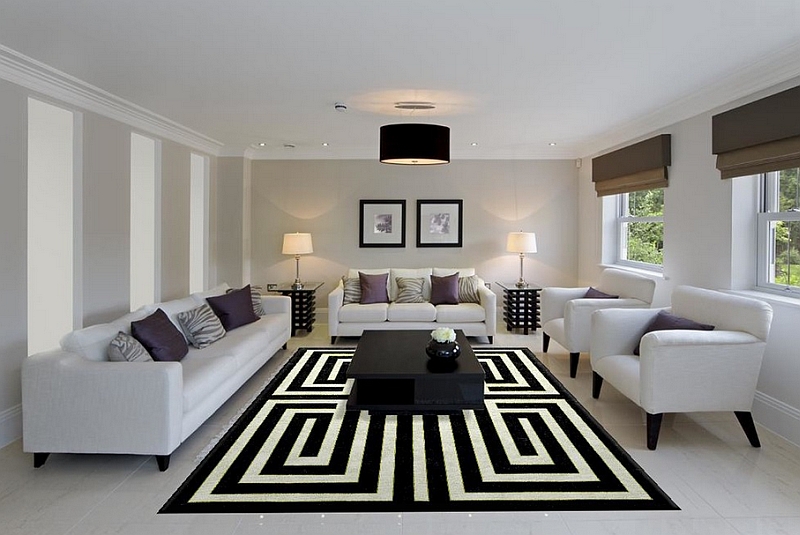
[160,347,677,513]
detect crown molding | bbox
[0,44,223,155]
[577,41,800,158]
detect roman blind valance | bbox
[591,134,671,196]
[712,84,800,179]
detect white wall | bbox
[249,159,579,300]
[577,77,800,445]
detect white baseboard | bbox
[0,404,22,450]
[753,391,800,448]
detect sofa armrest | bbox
[478,283,497,335]
[261,294,291,315]
[328,281,344,335]
[540,287,589,324]
[22,350,183,456]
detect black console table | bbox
[275,282,323,336]
[496,282,542,335]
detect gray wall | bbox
[249,159,580,299]
[216,157,247,288]
[160,141,192,301]
[0,80,27,445]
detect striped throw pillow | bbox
[395,277,426,303]
[227,286,265,316]
[458,275,481,303]
[342,277,361,304]
[107,331,153,362]
[177,304,226,349]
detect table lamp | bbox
[506,232,537,288]
[282,233,313,289]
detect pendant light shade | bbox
[380,123,450,165]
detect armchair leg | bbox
[569,353,580,378]
[487,336,493,344]
[330,336,336,344]
[33,452,50,468]
[156,455,170,472]
[542,333,550,353]
[646,412,664,450]
[592,372,603,399]
[734,411,761,448]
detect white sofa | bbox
[22,284,291,471]
[590,286,773,449]
[328,268,496,343]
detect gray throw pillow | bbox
[458,275,481,304]
[584,287,619,299]
[342,277,361,304]
[359,272,389,304]
[430,273,459,305]
[395,277,426,303]
[634,310,715,355]
[107,331,153,362]
[177,303,226,349]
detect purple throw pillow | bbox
[359,272,389,304]
[430,273,460,305]
[131,308,188,362]
[634,310,715,355]
[584,287,619,299]
[206,284,260,331]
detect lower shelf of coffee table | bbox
[347,377,484,412]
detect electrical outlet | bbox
[266,283,278,291]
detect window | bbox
[617,188,664,270]
[758,167,800,294]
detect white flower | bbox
[431,327,456,343]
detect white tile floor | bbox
[3,327,800,535]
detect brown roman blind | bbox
[712,84,800,179]
[591,134,671,196]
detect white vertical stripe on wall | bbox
[189,152,208,292]
[130,133,157,311]
[27,98,75,354]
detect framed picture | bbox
[359,200,406,248]
[416,199,463,247]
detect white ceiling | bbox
[2,0,800,160]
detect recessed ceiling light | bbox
[549,142,557,146]
[394,101,436,110]
[322,142,329,147]
[470,142,478,147]
[283,143,296,149]
[258,142,267,147]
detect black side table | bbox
[496,282,542,335]
[275,282,323,336]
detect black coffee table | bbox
[346,330,485,412]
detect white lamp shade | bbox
[282,233,313,255]
[506,232,537,253]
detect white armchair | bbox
[590,286,773,450]
[541,268,656,378]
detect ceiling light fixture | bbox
[394,101,436,110]
[380,123,450,165]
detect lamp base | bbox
[292,280,304,290]
[515,279,528,288]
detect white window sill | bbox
[727,289,800,311]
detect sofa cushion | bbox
[110,305,155,335]
[339,303,388,323]
[190,283,231,304]
[153,295,200,339]
[584,287,619,299]
[180,352,238,413]
[458,275,481,303]
[107,331,153,362]
[431,273,459,305]
[433,267,475,277]
[387,302,437,322]
[131,308,189,362]
[177,303,226,349]
[435,303,486,323]
[395,277,426,303]
[390,268,432,301]
[634,310,715,355]
[207,285,260,331]
[342,277,361,304]
[359,272,390,304]
[61,323,120,362]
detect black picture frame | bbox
[359,200,406,248]
[416,199,463,247]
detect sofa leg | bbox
[330,336,336,344]
[487,336,493,344]
[592,372,603,399]
[734,411,761,448]
[646,412,664,450]
[33,452,50,468]
[542,333,550,353]
[569,353,580,378]
[156,455,170,472]
[282,343,287,350]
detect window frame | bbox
[615,190,664,272]
[756,169,800,296]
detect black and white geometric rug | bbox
[160,347,677,514]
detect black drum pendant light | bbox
[380,123,450,165]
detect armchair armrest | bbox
[590,307,662,360]
[478,282,497,335]
[260,294,291,315]
[564,298,649,353]
[22,350,183,456]
[639,330,766,413]
[540,287,589,324]
[328,282,344,335]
